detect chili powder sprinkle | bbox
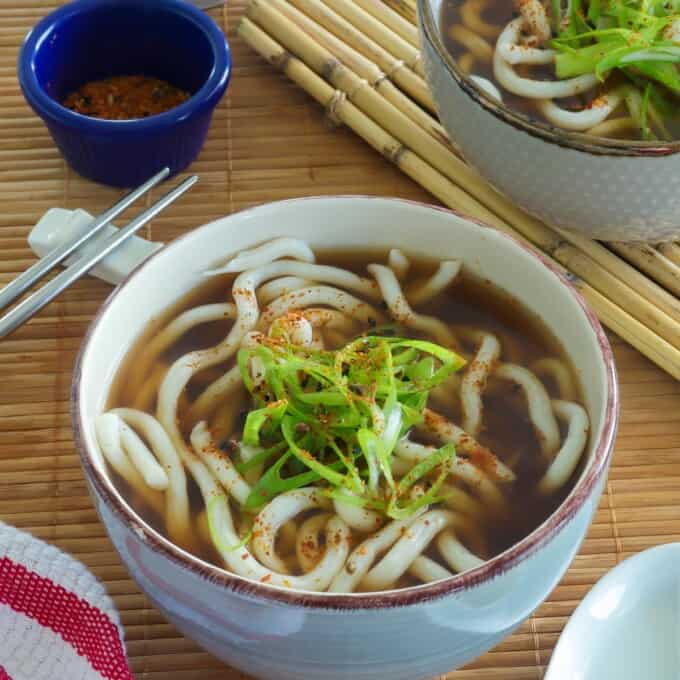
[62,75,191,120]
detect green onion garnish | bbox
[235,334,466,518]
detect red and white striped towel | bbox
[0,521,133,680]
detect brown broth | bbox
[107,249,587,581]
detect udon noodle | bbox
[442,0,680,140]
[98,239,589,593]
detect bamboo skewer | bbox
[352,0,419,46]
[609,243,680,298]
[382,0,417,23]
[321,0,425,75]
[246,0,680,351]
[657,243,680,267]
[237,17,680,379]
[272,0,454,150]
[286,0,435,111]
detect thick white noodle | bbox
[259,286,382,329]
[269,312,314,346]
[421,409,516,482]
[408,555,453,583]
[388,249,410,280]
[128,303,236,396]
[362,510,479,590]
[252,488,333,573]
[587,116,638,138]
[94,414,164,516]
[395,438,506,511]
[460,0,502,39]
[296,512,331,573]
[368,264,457,347]
[110,408,191,547]
[436,529,485,573]
[495,19,597,99]
[494,364,561,457]
[179,448,351,590]
[117,421,169,491]
[439,482,486,518]
[448,24,493,62]
[301,308,357,334]
[204,237,315,275]
[469,75,503,102]
[515,0,551,43]
[333,497,383,532]
[190,421,251,506]
[461,332,501,437]
[406,260,462,307]
[191,364,243,422]
[537,92,622,131]
[133,362,168,412]
[531,357,577,401]
[497,41,555,65]
[238,442,264,486]
[328,510,426,593]
[539,401,589,494]
[257,276,310,306]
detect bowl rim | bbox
[17,0,231,133]
[417,0,680,157]
[71,195,619,611]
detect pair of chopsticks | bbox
[0,168,197,339]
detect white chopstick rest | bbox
[29,208,164,285]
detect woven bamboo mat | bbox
[1,2,679,679]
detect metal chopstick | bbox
[0,174,198,340]
[0,166,170,312]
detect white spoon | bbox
[545,543,680,680]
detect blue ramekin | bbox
[18,0,231,187]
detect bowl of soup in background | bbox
[72,196,618,680]
[17,0,231,188]
[417,0,680,242]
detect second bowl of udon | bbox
[72,196,618,679]
[418,0,680,242]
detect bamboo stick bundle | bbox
[285,0,435,110]
[657,243,680,267]
[609,243,680,298]
[352,0,419,46]
[382,0,418,23]
[320,0,425,75]
[249,0,680,348]
[272,0,454,150]
[236,16,680,379]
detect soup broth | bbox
[101,242,589,592]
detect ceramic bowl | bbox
[417,0,680,242]
[545,542,680,680]
[71,196,619,680]
[18,0,231,188]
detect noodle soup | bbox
[97,239,589,593]
[441,0,680,140]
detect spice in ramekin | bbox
[62,75,191,120]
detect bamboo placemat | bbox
[0,2,679,679]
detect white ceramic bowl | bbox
[545,543,680,680]
[72,197,619,680]
[417,0,680,242]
